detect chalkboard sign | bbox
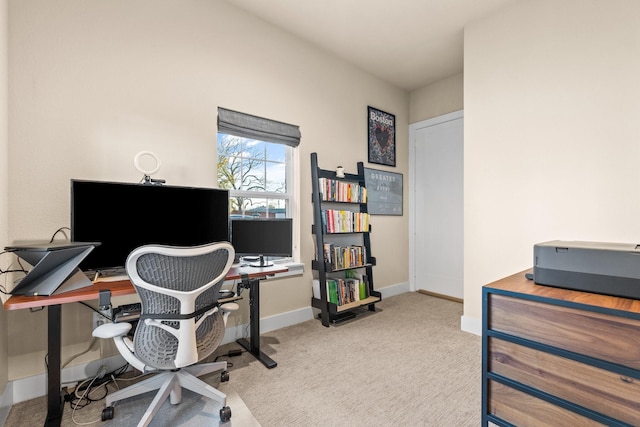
[363,167,403,215]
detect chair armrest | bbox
[92,322,132,339]
[220,302,239,312]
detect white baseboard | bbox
[461,314,482,336]
[221,281,409,343]
[380,281,410,298]
[8,312,316,405]
[0,382,12,426]
[7,282,411,405]
[221,306,314,344]
[11,354,127,404]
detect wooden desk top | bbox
[485,269,640,314]
[4,264,288,311]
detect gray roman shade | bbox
[217,107,301,147]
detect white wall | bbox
[463,0,640,324]
[0,0,9,399]
[409,73,463,124]
[7,0,409,380]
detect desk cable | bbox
[48,226,71,243]
[0,249,28,295]
[69,363,130,426]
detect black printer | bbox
[533,240,640,299]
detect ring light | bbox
[134,151,161,176]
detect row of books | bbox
[318,178,367,203]
[321,209,370,233]
[312,271,369,306]
[321,243,367,270]
[327,278,366,306]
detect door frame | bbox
[408,110,464,294]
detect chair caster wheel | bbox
[220,405,232,422]
[221,370,230,382]
[101,406,114,421]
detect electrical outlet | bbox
[92,312,104,330]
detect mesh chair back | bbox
[128,244,233,370]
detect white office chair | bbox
[92,242,238,426]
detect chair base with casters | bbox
[94,302,238,426]
[92,242,239,427]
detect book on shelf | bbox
[312,279,337,304]
[312,276,366,306]
[323,242,332,263]
[329,278,358,305]
[321,209,370,233]
[345,269,368,300]
[318,177,367,203]
[328,279,340,305]
[317,243,367,270]
[332,245,366,270]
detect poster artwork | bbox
[367,106,396,167]
[363,167,403,215]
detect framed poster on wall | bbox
[367,106,396,167]
[363,167,403,215]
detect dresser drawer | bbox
[488,380,605,426]
[489,294,640,369]
[490,337,640,426]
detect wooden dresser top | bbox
[485,269,640,314]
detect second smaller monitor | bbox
[230,218,293,267]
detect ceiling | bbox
[223,0,519,91]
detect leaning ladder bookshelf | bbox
[310,152,382,327]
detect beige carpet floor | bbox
[5,292,482,426]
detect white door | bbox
[410,111,463,299]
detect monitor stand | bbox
[6,242,98,296]
[248,255,273,268]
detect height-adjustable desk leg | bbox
[45,304,63,427]
[236,276,277,369]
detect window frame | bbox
[217,133,300,264]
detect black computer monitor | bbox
[230,218,293,267]
[71,180,229,274]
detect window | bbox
[217,134,292,219]
[217,108,301,262]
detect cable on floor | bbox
[213,348,246,368]
[67,363,130,425]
